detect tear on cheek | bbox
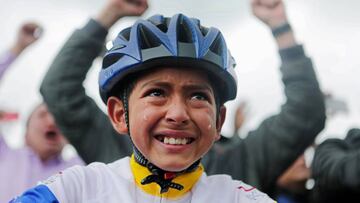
[141,109,153,122]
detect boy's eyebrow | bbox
[140,80,213,93]
[182,84,213,93]
[140,80,169,89]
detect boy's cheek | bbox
[136,107,159,121]
[130,107,160,132]
[193,110,216,126]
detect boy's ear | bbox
[107,96,128,134]
[215,105,226,141]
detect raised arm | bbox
[251,0,295,48]
[0,22,41,80]
[246,0,325,192]
[40,0,148,164]
[204,0,325,194]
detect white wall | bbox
[0,0,359,148]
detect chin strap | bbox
[133,146,201,193]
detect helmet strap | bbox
[121,88,130,132]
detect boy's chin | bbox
[153,161,193,172]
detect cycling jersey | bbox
[11,156,275,203]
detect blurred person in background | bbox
[273,91,355,203]
[275,152,313,203]
[40,0,325,198]
[0,103,84,202]
[311,129,360,203]
[0,22,84,202]
[229,95,312,203]
[309,94,358,202]
[290,91,359,203]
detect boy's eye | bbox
[191,92,209,101]
[147,89,164,97]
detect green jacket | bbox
[40,19,325,194]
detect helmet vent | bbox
[156,23,168,33]
[139,25,161,49]
[102,53,124,69]
[209,33,225,56]
[177,19,195,43]
[147,15,169,33]
[200,26,209,36]
[119,27,131,41]
[155,18,170,33]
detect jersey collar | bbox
[130,155,203,199]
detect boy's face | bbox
[108,67,226,172]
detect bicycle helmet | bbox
[99,13,237,103]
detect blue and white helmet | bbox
[99,13,237,103]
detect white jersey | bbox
[36,157,274,203]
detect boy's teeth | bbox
[163,137,189,145]
[169,138,176,144]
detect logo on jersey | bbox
[237,183,265,201]
[40,171,63,185]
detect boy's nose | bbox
[165,99,190,125]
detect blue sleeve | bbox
[9,185,59,203]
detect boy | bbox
[11,13,274,202]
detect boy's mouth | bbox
[155,135,194,145]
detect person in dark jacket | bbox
[311,128,360,203]
[40,0,325,196]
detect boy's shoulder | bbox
[193,173,274,203]
[10,157,136,203]
[44,156,131,181]
[42,157,133,202]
